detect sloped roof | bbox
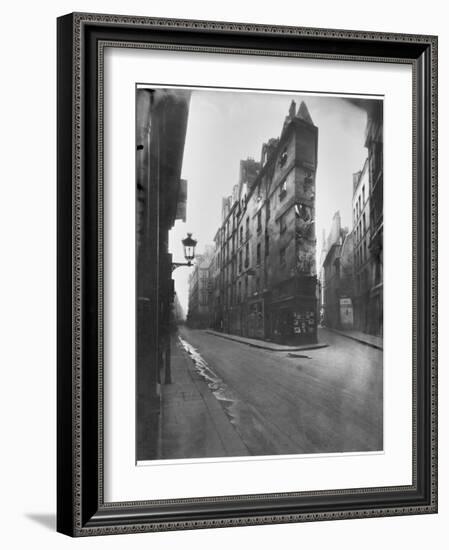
[297,101,314,125]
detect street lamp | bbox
[172,233,197,272]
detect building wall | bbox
[321,211,355,330]
[352,100,383,336]
[135,88,190,460]
[187,251,213,328]
[323,243,342,328]
[366,101,383,336]
[339,231,355,329]
[353,160,372,332]
[209,101,318,344]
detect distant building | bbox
[208,232,222,330]
[187,246,214,328]
[209,100,318,344]
[352,101,383,335]
[321,212,354,329]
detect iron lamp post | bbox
[172,233,197,272]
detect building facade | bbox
[321,211,354,330]
[187,247,214,328]
[205,100,318,344]
[352,101,383,336]
[136,88,190,459]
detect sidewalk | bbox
[206,329,328,352]
[158,335,249,460]
[323,327,383,350]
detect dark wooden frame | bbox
[57,12,438,537]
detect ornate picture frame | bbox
[57,12,437,536]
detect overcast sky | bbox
[167,88,371,315]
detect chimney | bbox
[289,100,297,118]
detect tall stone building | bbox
[136,88,190,460]
[210,100,318,344]
[352,101,383,335]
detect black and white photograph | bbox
[136,86,384,462]
[51,6,438,539]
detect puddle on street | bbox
[177,335,284,455]
[178,336,242,426]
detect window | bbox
[362,212,366,234]
[239,226,243,244]
[280,247,286,267]
[238,250,242,272]
[279,179,287,199]
[280,213,287,234]
[266,198,271,221]
[362,185,365,204]
[279,147,288,167]
[257,210,262,233]
[245,243,249,268]
[304,171,313,186]
[265,234,269,256]
[246,217,250,239]
[334,258,340,277]
[256,243,261,264]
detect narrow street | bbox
[162,326,383,458]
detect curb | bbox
[325,328,383,351]
[206,330,329,352]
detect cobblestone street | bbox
[158,327,383,459]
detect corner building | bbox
[211,100,318,344]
